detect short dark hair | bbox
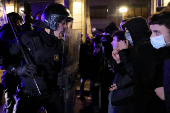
[113,30,126,42]
[149,6,170,29]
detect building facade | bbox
[90,0,151,30]
[151,0,170,14]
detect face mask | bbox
[125,33,134,46]
[150,33,170,49]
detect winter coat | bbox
[121,17,167,113]
[159,46,170,113]
[111,73,134,106]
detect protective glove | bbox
[16,64,37,77]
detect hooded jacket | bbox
[119,17,167,113]
[122,17,151,45]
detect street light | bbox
[119,6,128,20]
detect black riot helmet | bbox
[7,12,23,25]
[33,3,73,30]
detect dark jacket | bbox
[79,41,94,79]
[159,46,170,113]
[111,52,134,106]
[111,73,134,106]
[121,17,167,113]
[5,28,64,96]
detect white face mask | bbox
[125,33,134,46]
[150,33,170,49]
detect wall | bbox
[164,0,170,6]
[90,0,151,30]
[72,0,82,32]
[90,0,109,30]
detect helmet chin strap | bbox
[50,29,54,36]
[49,29,59,41]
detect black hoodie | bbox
[121,17,167,113]
[122,17,151,45]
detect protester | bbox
[149,6,170,112]
[112,16,167,113]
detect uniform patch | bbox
[54,55,59,61]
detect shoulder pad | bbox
[19,30,39,45]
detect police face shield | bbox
[59,28,81,113]
[56,17,73,40]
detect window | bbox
[90,6,107,19]
[124,6,149,19]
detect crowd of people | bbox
[0,1,169,113]
[78,5,170,113]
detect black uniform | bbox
[0,19,22,113]
[0,7,33,112]
[2,3,73,113]
[7,28,65,113]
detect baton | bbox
[8,16,41,95]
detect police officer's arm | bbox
[0,39,21,71]
[3,40,37,77]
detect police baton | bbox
[8,16,41,95]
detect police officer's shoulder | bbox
[19,29,38,37]
[19,30,39,44]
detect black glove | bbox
[16,64,37,77]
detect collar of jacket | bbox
[39,28,58,47]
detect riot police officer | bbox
[0,12,27,113]
[4,3,73,113]
[0,2,35,113]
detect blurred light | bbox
[119,7,128,13]
[19,7,24,13]
[92,28,96,32]
[107,9,108,12]
[6,6,14,14]
[73,2,81,9]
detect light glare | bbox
[19,8,24,13]
[73,2,81,9]
[119,7,128,13]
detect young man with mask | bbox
[149,6,170,112]
[112,17,167,113]
[109,30,135,113]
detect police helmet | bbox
[34,3,73,30]
[7,12,23,24]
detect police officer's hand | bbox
[17,64,37,77]
[22,2,32,15]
